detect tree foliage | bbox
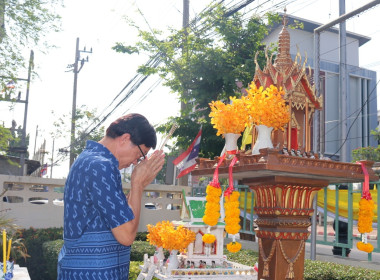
[52,105,105,161]
[113,3,279,159]
[0,0,62,80]
[0,124,13,153]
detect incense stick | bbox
[158,123,178,150]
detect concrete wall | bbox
[0,175,191,232]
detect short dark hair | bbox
[106,113,157,149]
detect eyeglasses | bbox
[137,144,146,163]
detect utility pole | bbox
[50,138,54,178]
[68,37,92,168]
[19,50,34,176]
[178,0,190,186]
[339,0,348,162]
[33,125,38,156]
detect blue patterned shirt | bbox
[57,141,135,280]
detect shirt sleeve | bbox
[85,159,135,229]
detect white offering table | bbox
[138,261,257,280]
[13,265,31,280]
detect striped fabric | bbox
[57,141,134,280]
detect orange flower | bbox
[203,184,222,226]
[358,198,375,234]
[202,233,216,244]
[209,96,249,136]
[226,241,242,253]
[224,191,241,236]
[147,221,196,252]
[357,241,374,253]
[243,83,290,130]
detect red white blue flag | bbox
[172,128,202,178]
[6,81,15,89]
[40,164,48,176]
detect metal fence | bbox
[315,182,379,261]
[193,181,379,261]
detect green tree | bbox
[0,124,13,153]
[351,129,380,162]
[0,0,61,79]
[113,3,279,159]
[52,105,105,161]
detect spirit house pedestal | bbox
[193,149,378,280]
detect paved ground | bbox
[227,223,380,271]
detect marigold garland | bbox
[226,241,242,253]
[202,233,216,244]
[357,241,374,253]
[224,191,241,235]
[357,197,375,253]
[203,185,222,227]
[224,191,241,253]
[357,198,375,233]
[243,83,290,130]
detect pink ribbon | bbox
[224,155,238,197]
[357,161,372,200]
[210,153,226,188]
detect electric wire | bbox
[57,0,380,164]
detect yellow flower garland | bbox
[224,191,241,253]
[224,191,241,235]
[357,197,375,253]
[227,241,242,253]
[203,185,222,227]
[202,233,216,244]
[357,241,374,253]
[357,198,375,233]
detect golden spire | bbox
[273,8,292,72]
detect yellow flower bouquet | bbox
[209,96,249,136]
[243,83,290,130]
[147,221,196,252]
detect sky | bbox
[1,0,380,178]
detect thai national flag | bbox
[6,81,15,89]
[172,128,202,178]
[40,164,48,176]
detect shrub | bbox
[128,261,159,280]
[130,241,156,261]
[223,248,258,266]
[42,239,64,280]
[135,231,148,241]
[304,259,380,280]
[352,146,380,162]
[15,227,63,280]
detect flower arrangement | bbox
[224,191,242,253]
[147,221,166,248]
[243,83,290,130]
[147,221,196,252]
[209,96,249,136]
